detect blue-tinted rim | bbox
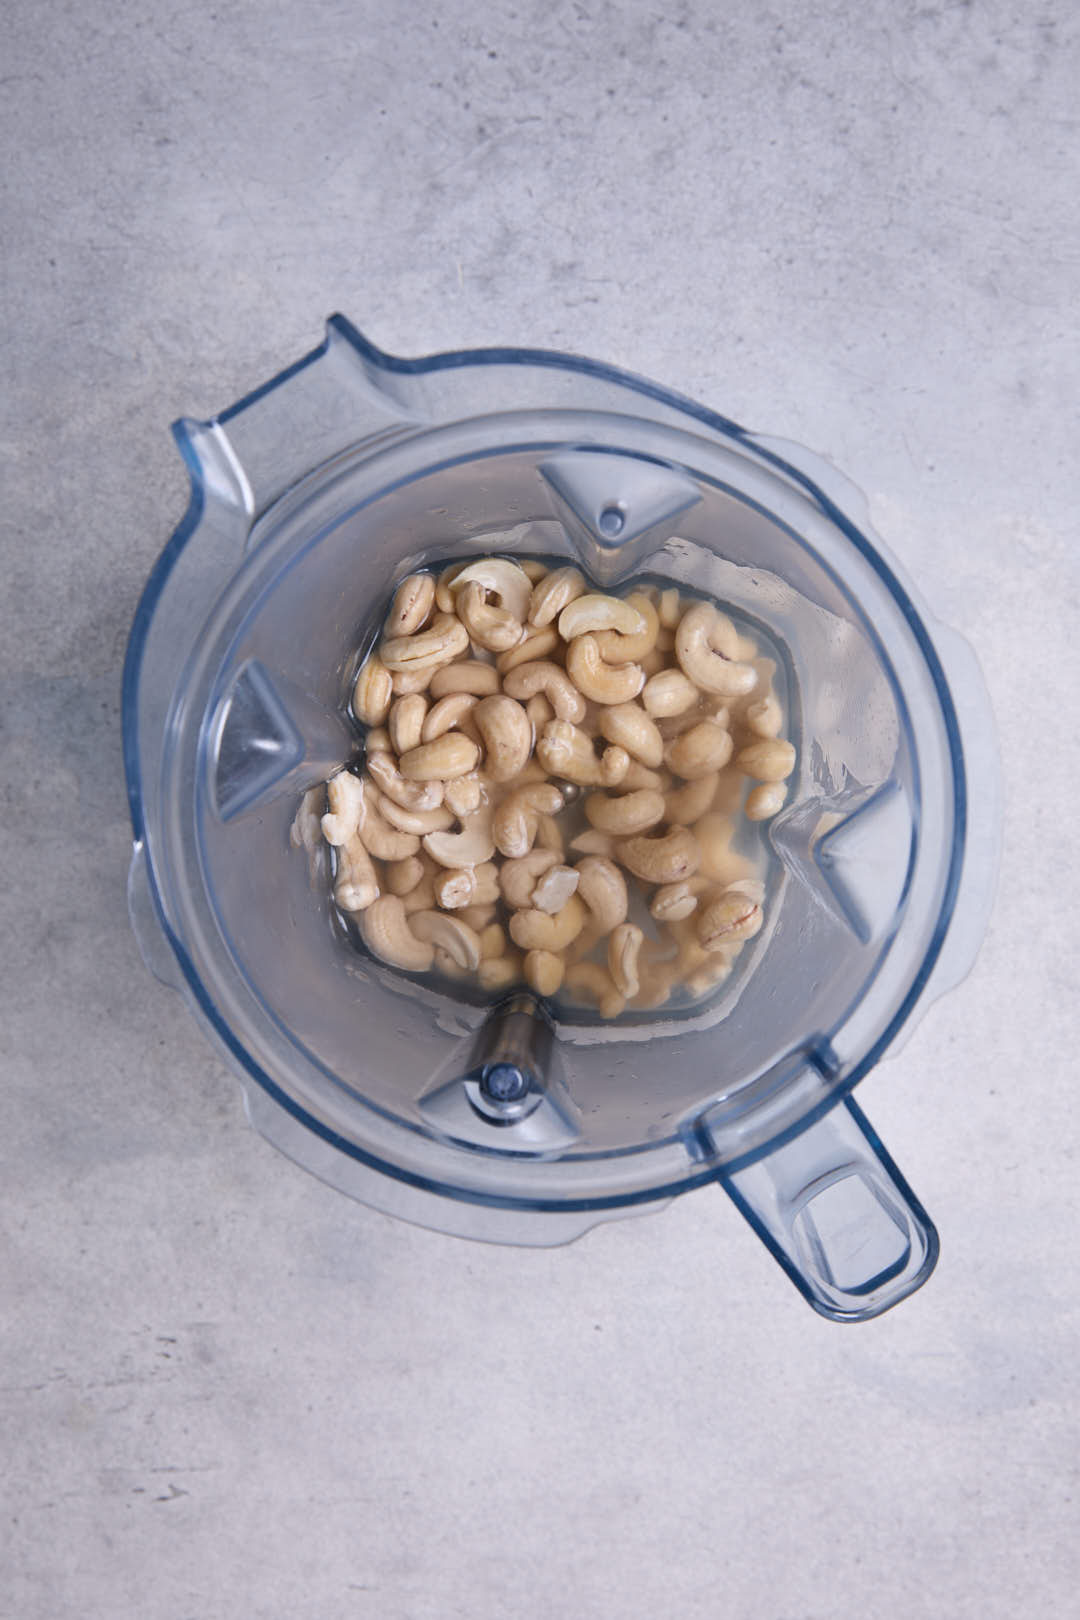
[121,320,967,1213]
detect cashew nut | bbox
[387,572,436,638]
[693,811,753,885]
[620,759,670,793]
[421,692,480,742]
[565,634,645,706]
[697,888,764,950]
[459,904,497,933]
[398,733,481,782]
[508,894,586,953]
[477,953,525,992]
[361,896,435,972]
[619,826,700,884]
[744,694,783,739]
[607,922,644,999]
[530,864,580,914]
[503,661,587,723]
[649,880,702,923]
[525,692,555,731]
[595,592,659,665]
[428,660,501,698]
[537,720,627,788]
[564,961,625,1020]
[658,588,681,629]
[448,557,532,625]
[473,862,500,904]
[480,923,507,959]
[519,559,549,583]
[423,806,496,868]
[380,612,470,673]
[524,949,565,997]
[352,654,393,727]
[558,594,647,641]
[664,772,719,825]
[574,856,628,933]
[384,854,424,897]
[408,910,483,971]
[584,788,666,836]
[745,781,787,821]
[596,702,664,768]
[735,738,796,782]
[391,667,436,696]
[674,602,758,697]
[443,773,487,818]
[495,622,560,675]
[665,720,733,780]
[528,565,586,626]
[472,694,533,783]
[569,828,618,859]
[500,850,560,908]
[642,667,700,718]
[456,580,526,653]
[332,838,380,912]
[366,751,444,813]
[433,867,477,910]
[493,783,565,858]
[434,562,467,613]
[356,787,422,861]
[370,788,455,837]
[365,726,392,755]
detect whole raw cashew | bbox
[642,668,699,718]
[380,612,470,673]
[649,879,705,923]
[608,922,644,999]
[472,694,533,783]
[417,692,475,744]
[384,854,424,897]
[448,557,533,624]
[693,811,754,885]
[361,896,435,972]
[664,772,719,824]
[597,702,664,768]
[565,634,645,706]
[388,694,429,756]
[524,949,565,998]
[745,782,787,821]
[478,953,525,992]
[321,774,380,913]
[496,623,560,675]
[621,760,670,793]
[387,573,435,638]
[500,849,559,909]
[530,864,580,914]
[508,894,587,953]
[583,789,666,836]
[674,602,758,697]
[564,961,625,1020]
[456,580,526,653]
[558,594,647,641]
[574,856,628,933]
[391,667,436,696]
[366,751,444,813]
[658,588,681,629]
[409,910,483,971]
[352,655,394,728]
[619,826,701,884]
[744,694,783,739]
[536,720,628,788]
[665,720,733,780]
[369,787,454,836]
[429,661,501,698]
[493,783,565,858]
[423,806,496,868]
[503,661,587,723]
[596,593,659,665]
[528,565,586,627]
[443,773,487,818]
[356,786,422,861]
[697,888,764,951]
[398,733,481,782]
[735,738,796,782]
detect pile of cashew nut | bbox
[315,554,796,1017]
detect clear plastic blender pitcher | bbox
[123,317,999,1321]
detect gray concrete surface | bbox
[3,1,1078,1615]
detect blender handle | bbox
[719,1096,939,1322]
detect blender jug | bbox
[124,317,1000,1321]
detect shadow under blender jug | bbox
[123,317,1000,1321]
